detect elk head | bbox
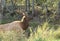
[20,12,33,30]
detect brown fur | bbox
[0,13,32,31]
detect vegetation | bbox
[0,22,60,41]
[0,0,60,41]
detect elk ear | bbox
[22,12,28,16]
[21,16,26,22]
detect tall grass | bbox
[28,22,60,41]
[0,31,27,41]
[0,22,60,41]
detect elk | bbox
[0,12,33,32]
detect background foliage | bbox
[0,0,60,41]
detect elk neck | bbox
[20,16,29,30]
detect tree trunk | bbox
[25,0,30,14]
[32,0,34,15]
[57,1,60,16]
[25,0,27,11]
[0,0,5,24]
[10,0,14,12]
[56,1,60,24]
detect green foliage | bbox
[0,22,60,41]
[0,0,60,41]
[28,22,60,41]
[29,22,39,27]
[0,31,27,41]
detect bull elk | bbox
[0,12,33,32]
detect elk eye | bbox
[24,17,26,19]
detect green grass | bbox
[0,31,27,41]
[0,22,60,41]
[28,22,60,41]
